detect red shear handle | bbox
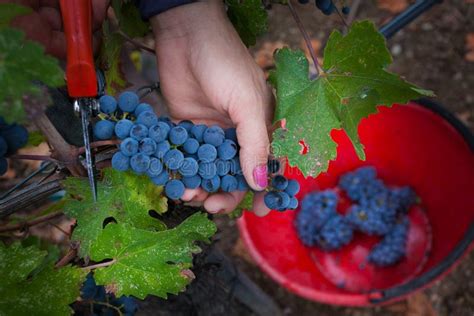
[60,0,97,98]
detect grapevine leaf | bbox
[0,27,64,122]
[112,0,150,38]
[226,0,268,47]
[0,243,86,316]
[90,212,216,299]
[270,21,434,177]
[229,191,254,219]
[100,21,127,95]
[0,3,31,28]
[63,168,168,257]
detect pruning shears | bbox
[59,0,98,201]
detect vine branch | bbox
[287,0,323,76]
[0,211,63,233]
[82,259,117,270]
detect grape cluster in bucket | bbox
[93,91,300,207]
[295,167,417,267]
[0,117,29,176]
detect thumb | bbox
[231,104,271,191]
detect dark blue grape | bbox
[146,157,163,177]
[217,140,237,160]
[98,95,117,114]
[1,124,28,155]
[317,215,353,250]
[301,190,338,210]
[0,136,7,156]
[221,175,238,192]
[149,122,171,143]
[169,126,189,146]
[346,205,393,236]
[264,191,281,210]
[179,157,199,177]
[139,138,157,156]
[201,175,221,193]
[198,162,217,179]
[130,124,148,141]
[191,124,207,142]
[276,191,291,210]
[289,197,298,210]
[203,125,225,146]
[197,144,217,163]
[341,6,350,14]
[154,140,170,159]
[339,166,386,202]
[267,159,280,174]
[178,120,194,132]
[134,103,153,116]
[182,175,202,189]
[163,149,184,170]
[183,138,199,154]
[137,110,158,128]
[130,153,151,174]
[368,218,409,266]
[272,175,288,191]
[93,120,115,140]
[120,138,139,157]
[118,91,139,112]
[224,127,238,143]
[285,180,300,196]
[229,157,242,175]
[115,119,134,139]
[111,151,129,171]
[0,157,7,175]
[236,175,248,191]
[150,170,169,186]
[216,159,230,176]
[298,191,338,230]
[165,179,185,200]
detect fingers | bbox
[203,190,247,214]
[252,191,271,217]
[181,188,208,202]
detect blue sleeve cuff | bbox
[137,0,196,20]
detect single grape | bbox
[149,122,171,143]
[217,140,237,160]
[114,119,134,139]
[183,138,199,154]
[150,170,169,186]
[139,138,157,156]
[1,123,29,154]
[289,197,299,210]
[130,124,148,141]
[341,5,350,14]
[130,153,151,174]
[120,138,139,156]
[191,124,207,142]
[0,136,7,156]
[221,175,238,192]
[111,151,130,171]
[229,157,242,175]
[169,126,189,145]
[165,179,185,200]
[203,125,225,146]
[272,175,289,191]
[197,144,217,163]
[154,140,171,159]
[146,157,164,177]
[178,120,194,132]
[182,175,202,189]
[137,111,158,128]
[198,162,217,179]
[236,175,249,191]
[285,180,300,196]
[264,191,282,210]
[99,95,117,114]
[163,149,184,170]
[201,175,221,193]
[276,191,291,210]
[267,159,281,174]
[93,120,115,140]
[118,91,139,112]
[215,159,230,176]
[134,103,153,116]
[158,116,174,129]
[179,157,199,177]
[224,127,238,143]
[0,157,7,175]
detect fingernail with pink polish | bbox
[253,164,268,189]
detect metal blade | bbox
[80,103,98,202]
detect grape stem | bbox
[76,139,121,156]
[82,259,117,270]
[0,211,63,233]
[287,0,323,77]
[9,154,56,162]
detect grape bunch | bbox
[294,166,418,267]
[0,117,29,175]
[298,0,350,16]
[263,160,300,211]
[79,274,138,316]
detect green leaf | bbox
[270,21,434,177]
[228,191,254,219]
[0,3,31,29]
[0,27,64,122]
[226,0,268,47]
[100,22,127,95]
[112,0,150,38]
[0,242,86,316]
[63,168,168,257]
[90,212,216,299]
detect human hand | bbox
[150,1,274,216]
[0,0,109,59]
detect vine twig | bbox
[117,30,155,54]
[0,211,63,233]
[287,0,323,76]
[82,259,117,270]
[9,154,57,162]
[55,247,78,268]
[75,139,121,156]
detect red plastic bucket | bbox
[238,100,474,306]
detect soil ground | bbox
[214,1,474,316]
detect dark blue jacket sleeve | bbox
[137,0,195,20]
